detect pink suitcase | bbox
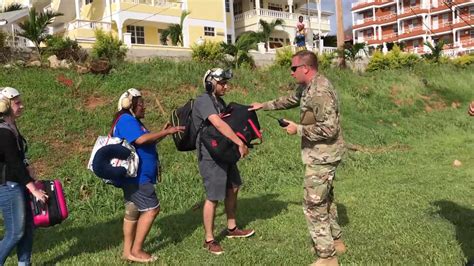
[29,180,69,227]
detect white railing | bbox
[6,36,33,48]
[67,20,112,31]
[454,14,474,24]
[322,46,337,54]
[120,0,181,7]
[460,39,474,47]
[234,9,330,24]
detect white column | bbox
[256,0,260,11]
[288,0,293,13]
[182,0,189,47]
[353,29,356,44]
[373,26,376,40]
[373,7,376,21]
[75,0,81,20]
[230,0,235,43]
[107,0,112,24]
[352,11,355,26]
[379,26,382,40]
[118,20,123,41]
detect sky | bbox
[319,0,357,34]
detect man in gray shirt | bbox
[192,68,254,255]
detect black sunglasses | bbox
[290,64,305,72]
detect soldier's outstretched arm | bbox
[297,92,341,141]
[261,90,301,111]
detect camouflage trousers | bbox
[303,162,342,258]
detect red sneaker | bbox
[226,228,255,238]
[203,240,224,255]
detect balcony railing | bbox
[377,13,396,21]
[355,17,375,25]
[434,21,452,29]
[382,32,398,39]
[461,39,474,47]
[352,0,394,8]
[119,0,182,8]
[401,26,423,34]
[401,4,429,14]
[234,9,329,24]
[67,20,112,31]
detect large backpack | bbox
[200,102,262,164]
[170,99,199,151]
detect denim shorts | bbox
[198,159,242,201]
[122,183,160,212]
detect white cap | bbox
[1,87,20,99]
[117,88,142,111]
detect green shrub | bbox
[191,40,224,63]
[44,36,87,62]
[452,54,474,68]
[319,52,336,70]
[275,46,294,67]
[367,44,421,72]
[91,29,127,66]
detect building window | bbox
[234,2,242,15]
[268,3,283,11]
[85,0,93,4]
[204,26,215,36]
[227,34,232,44]
[410,0,416,6]
[393,24,398,33]
[471,29,474,39]
[225,0,230,12]
[126,25,145,44]
[413,39,419,48]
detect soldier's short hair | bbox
[293,50,318,71]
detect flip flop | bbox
[126,254,158,263]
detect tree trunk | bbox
[335,0,346,68]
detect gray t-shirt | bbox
[191,93,226,161]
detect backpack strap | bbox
[0,121,21,150]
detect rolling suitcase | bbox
[29,180,69,227]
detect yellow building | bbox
[1,0,332,49]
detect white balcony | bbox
[119,0,182,8]
[67,20,112,31]
[234,9,329,24]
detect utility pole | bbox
[335,0,346,67]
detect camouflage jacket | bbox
[262,73,345,165]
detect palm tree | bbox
[160,10,190,46]
[344,42,367,62]
[1,3,24,13]
[257,19,284,51]
[423,40,445,63]
[18,8,63,53]
[221,31,260,67]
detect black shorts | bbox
[198,159,242,201]
[122,183,160,212]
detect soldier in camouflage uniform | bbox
[250,50,345,266]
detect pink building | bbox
[351,0,474,55]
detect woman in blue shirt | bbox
[112,88,183,263]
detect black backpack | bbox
[170,99,198,151]
[200,102,262,164]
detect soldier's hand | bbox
[283,119,298,135]
[249,102,263,111]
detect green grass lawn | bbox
[0,60,473,265]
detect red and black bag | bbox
[200,102,262,164]
[28,180,69,227]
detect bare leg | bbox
[122,219,137,259]
[130,207,160,259]
[224,187,239,229]
[203,199,218,241]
